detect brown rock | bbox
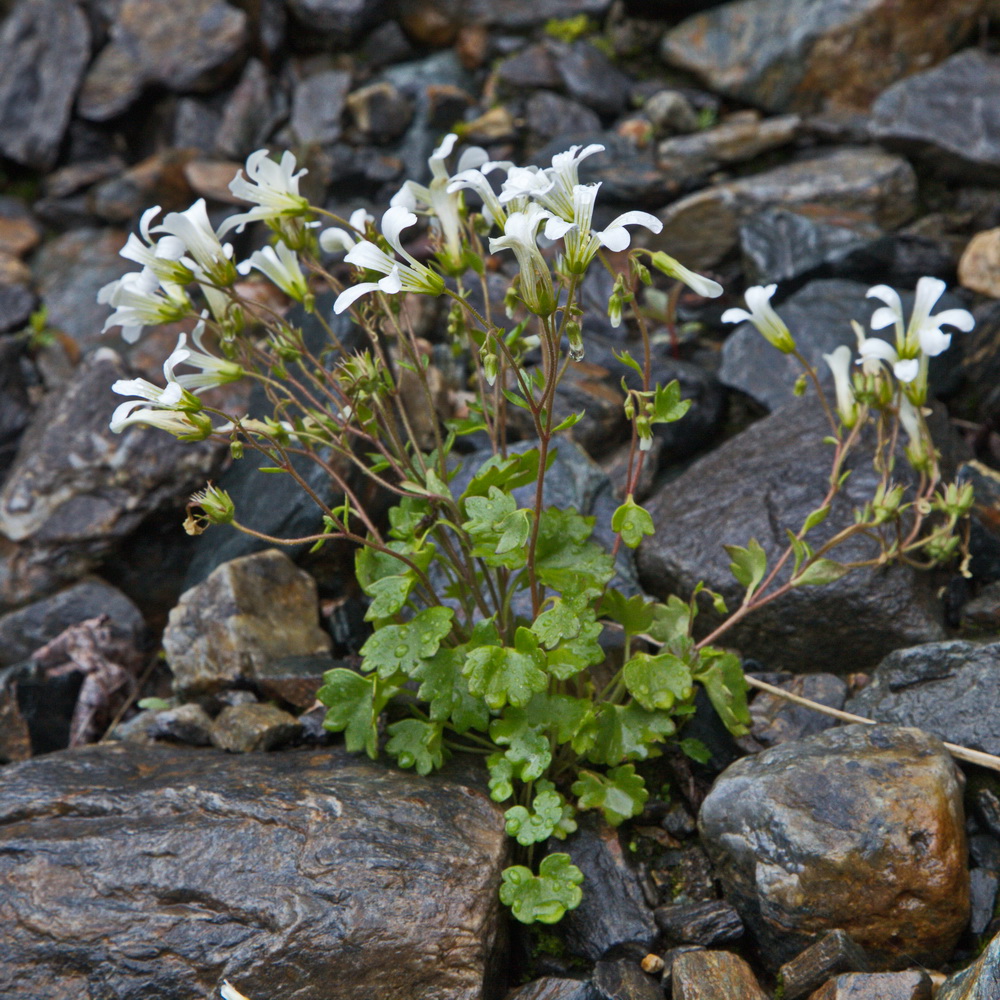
[0,214,40,259]
[807,971,932,1000]
[162,548,333,695]
[699,726,969,970]
[183,159,245,205]
[0,687,32,763]
[959,228,1000,299]
[210,702,302,752]
[779,929,871,1000]
[671,950,768,1000]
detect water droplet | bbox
[568,346,585,362]
[394,644,408,658]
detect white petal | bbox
[605,210,662,236]
[381,206,418,255]
[869,306,899,331]
[932,308,975,332]
[544,217,574,240]
[721,308,752,325]
[597,226,631,252]
[378,266,403,294]
[893,358,920,382]
[334,281,383,314]
[919,327,952,357]
[866,284,903,312]
[858,337,899,363]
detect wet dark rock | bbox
[809,971,933,1000]
[254,652,339,709]
[0,680,32,763]
[652,147,918,270]
[508,978,602,1000]
[870,49,1000,184]
[0,283,36,336]
[648,843,716,907]
[78,0,249,121]
[346,81,414,142]
[778,929,871,1000]
[0,349,218,612]
[636,396,946,673]
[657,113,800,193]
[659,0,981,114]
[592,958,662,1000]
[970,869,999,937]
[0,0,92,169]
[0,742,507,999]
[131,702,215,746]
[554,41,631,119]
[749,673,847,748]
[644,90,699,136]
[974,787,1000,840]
[654,900,743,947]
[699,725,968,970]
[291,69,352,146]
[0,337,35,477]
[286,0,387,48]
[958,461,1000,583]
[173,97,223,154]
[970,833,1000,872]
[670,949,768,1000]
[0,577,143,668]
[210,701,303,752]
[215,58,286,159]
[163,548,332,696]
[846,640,1000,756]
[496,42,562,91]
[462,0,611,28]
[560,817,658,962]
[526,92,603,151]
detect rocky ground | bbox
[4,0,1000,997]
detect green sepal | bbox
[499,854,584,925]
[571,764,648,826]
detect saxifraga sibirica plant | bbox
[100,136,975,926]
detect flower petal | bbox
[334,281,383,314]
[893,358,920,382]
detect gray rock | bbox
[210,701,303,752]
[0,284,36,336]
[286,0,386,48]
[509,979,601,1000]
[870,49,1000,183]
[670,949,768,1000]
[0,349,218,612]
[698,725,969,970]
[653,900,743,947]
[163,548,332,695]
[644,90,699,136]
[291,69,352,146]
[636,396,946,674]
[0,0,92,169]
[718,278,968,412]
[749,672,847,748]
[345,81,414,142]
[651,147,918,270]
[970,833,1000,872]
[657,113,800,193]
[555,41,632,119]
[148,702,215,746]
[935,934,1000,1000]
[0,742,507,999]
[78,0,249,121]
[0,337,34,478]
[462,0,611,28]
[592,958,662,1000]
[659,0,981,114]
[560,818,658,962]
[215,58,286,159]
[970,869,1000,937]
[0,577,144,668]
[497,42,562,91]
[778,929,871,1000]
[846,640,1000,756]
[526,92,603,151]
[957,461,1000,583]
[173,97,222,154]
[810,972,932,1000]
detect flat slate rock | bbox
[659,0,981,114]
[870,48,1000,183]
[0,742,507,1000]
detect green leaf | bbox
[499,854,584,925]
[464,627,548,709]
[531,596,585,648]
[545,617,604,681]
[387,496,431,541]
[462,449,545,498]
[651,381,691,424]
[318,668,396,759]
[793,558,850,587]
[572,765,648,826]
[487,752,516,802]
[411,647,489,734]
[359,606,454,678]
[553,411,585,432]
[622,651,694,712]
[138,697,171,711]
[385,718,445,775]
[462,486,532,568]
[543,694,598,754]
[647,595,695,652]
[587,702,676,766]
[611,495,655,549]
[612,348,643,376]
[599,590,655,637]
[490,714,551,780]
[802,504,830,534]
[679,737,711,765]
[534,508,615,598]
[695,648,750,737]
[363,574,412,620]
[503,781,576,846]
[724,538,767,600]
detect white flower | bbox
[649,251,723,299]
[119,206,191,285]
[319,208,374,254]
[390,133,488,268]
[237,241,310,303]
[152,199,236,286]
[499,165,554,206]
[109,399,209,437]
[220,981,252,1000]
[855,334,918,383]
[489,203,556,316]
[99,268,191,343]
[447,160,511,228]
[334,206,444,314]
[822,344,859,427]
[220,149,310,235]
[722,284,795,353]
[867,277,974,358]
[541,143,606,220]
[165,321,244,390]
